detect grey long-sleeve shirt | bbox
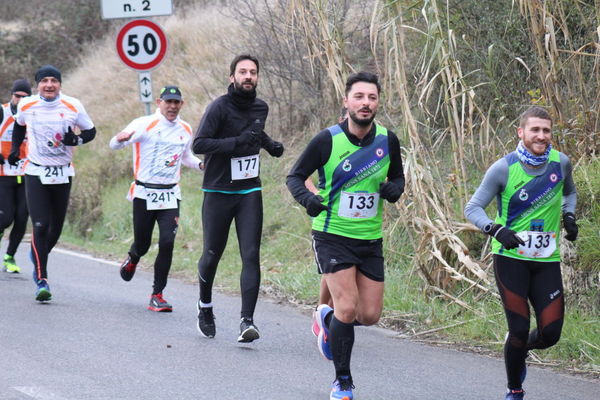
[464,151,576,231]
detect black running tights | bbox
[0,176,28,256]
[25,175,71,281]
[130,198,179,295]
[493,254,564,389]
[197,191,262,319]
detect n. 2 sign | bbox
[116,19,167,71]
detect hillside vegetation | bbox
[6,0,598,375]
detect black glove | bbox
[487,223,525,250]
[7,151,20,166]
[61,127,81,146]
[305,195,329,217]
[236,129,259,147]
[379,181,403,203]
[0,153,4,164]
[563,212,578,242]
[269,141,284,157]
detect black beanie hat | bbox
[11,78,32,95]
[35,65,62,83]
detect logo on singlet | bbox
[518,189,529,201]
[375,148,384,158]
[165,154,180,167]
[342,159,352,172]
[549,173,558,183]
[47,133,62,148]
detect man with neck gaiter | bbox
[286,72,405,400]
[9,65,96,302]
[464,106,578,400]
[0,78,32,273]
[193,54,284,343]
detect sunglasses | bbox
[13,94,28,98]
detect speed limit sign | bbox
[116,19,167,71]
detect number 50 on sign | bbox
[116,19,168,71]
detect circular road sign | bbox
[116,19,167,71]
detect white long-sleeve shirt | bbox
[110,110,201,201]
[15,93,94,169]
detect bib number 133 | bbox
[516,231,556,258]
[338,191,379,218]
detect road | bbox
[0,244,597,399]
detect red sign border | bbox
[116,19,168,71]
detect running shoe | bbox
[316,304,333,360]
[119,256,137,281]
[197,303,216,338]
[312,307,320,337]
[505,388,525,399]
[238,318,260,343]
[330,375,354,400]
[35,280,52,302]
[3,254,20,273]
[148,293,173,312]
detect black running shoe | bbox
[197,303,216,338]
[119,256,137,281]
[148,293,173,312]
[238,318,260,343]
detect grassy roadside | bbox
[61,149,600,378]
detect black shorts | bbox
[311,230,384,282]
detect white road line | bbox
[53,247,120,267]
[12,386,69,400]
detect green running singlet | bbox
[312,124,390,240]
[492,149,563,261]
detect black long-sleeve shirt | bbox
[193,84,280,191]
[286,119,405,208]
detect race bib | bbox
[25,164,74,184]
[338,191,379,218]
[146,188,177,210]
[3,159,25,176]
[516,231,557,258]
[231,154,259,180]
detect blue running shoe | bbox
[330,375,354,400]
[505,388,525,400]
[35,280,52,302]
[316,304,333,360]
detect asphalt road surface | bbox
[0,243,597,399]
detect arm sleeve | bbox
[560,153,577,214]
[192,101,237,155]
[286,130,331,207]
[10,122,26,155]
[464,158,508,230]
[387,132,405,192]
[79,127,96,144]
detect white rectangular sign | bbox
[138,72,153,103]
[101,0,172,19]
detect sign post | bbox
[115,19,168,115]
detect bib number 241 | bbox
[146,188,177,210]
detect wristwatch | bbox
[482,222,494,234]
